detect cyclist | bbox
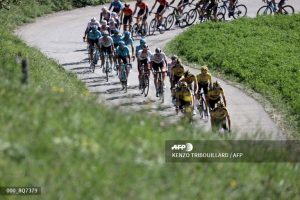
[170,56,185,89]
[122,31,135,61]
[228,0,236,17]
[111,30,122,69]
[174,81,194,121]
[100,20,109,33]
[206,0,219,21]
[210,101,231,132]
[109,0,124,15]
[109,19,119,34]
[120,3,133,31]
[116,41,131,85]
[151,48,168,97]
[169,0,190,20]
[86,25,102,65]
[99,31,115,72]
[207,81,227,110]
[137,44,152,88]
[83,17,100,42]
[149,0,168,29]
[196,65,212,97]
[133,0,149,33]
[100,7,111,23]
[270,0,286,13]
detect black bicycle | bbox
[257,0,294,16]
[148,12,166,35]
[140,63,150,96]
[196,92,209,120]
[153,69,165,103]
[218,0,247,19]
[119,63,132,92]
[131,17,148,37]
[165,5,189,30]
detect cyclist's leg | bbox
[88,39,94,63]
[278,0,285,13]
[100,47,105,67]
[108,46,113,68]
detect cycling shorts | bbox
[198,83,209,95]
[152,62,164,72]
[118,56,128,64]
[208,98,220,109]
[123,15,133,24]
[102,46,113,55]
[157,5,166,14]
[138,8,148,20]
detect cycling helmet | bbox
[118,41,125,46]
[114,29,120,34]
[213,81,220,88]
[155,48,161,53]
[101,20,107,26]
[102,30,109,36]
[140,38,146,45]
[184,70,190,77]
[171,55,178,61]
[102,7,108,12]
[125,3,130,7]
[201,65,208,72]
[124,31,131,37]
[91,17,97,23]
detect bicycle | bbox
[165,5,189,30]
[218,0,247,19]
[102,52,112,82]
[148,12,166,35]
[119,63,132,92]
[196,92,209,120]
[139,63,150,97]
[257,0,294,16]
[90,45,100,73]
[153,69,165,103]
[131,17,148,37]
[187,2,224,25]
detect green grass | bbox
[166,15,300,136]
[0,1,300,199]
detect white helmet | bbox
[91,17,96,23]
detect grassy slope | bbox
[0,1,299,199]
[166,15,300,135]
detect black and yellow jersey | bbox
[210,107,228,120]
[208,87,224,100]
[196,73,212,84]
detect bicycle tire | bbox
[158,17,166,34]
[179,12,189,28]
[144,75,150,97]
[282,5,294,15]
[233,4,247,19]
[141,22,148,36]
[160,81,164,103]
[187,9,197,25]
[105,61,109,82]
[218,5,227,16]
[257,6,272,16]
[165,14,175,30]
[148,19,156,35]
[131,23,138,37]
[217,12,225,21]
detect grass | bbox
[0,1,300,199]
[166,15,300,136]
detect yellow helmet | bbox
[213,81,220,88]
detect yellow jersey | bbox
[176,87,193,102]
[171,65,185,77]
[210,107,228,120]
[208,87,224,100]
[196,73,212,84]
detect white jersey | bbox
[87,21,100,29]
[99,36,114,47]
[151,52,166,63]
[138,49,152,60]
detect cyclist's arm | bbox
[169,0,176,5]
[133,4,138,15]
[109,3,113,11]
[193,77,198,94]
[226,111,231,132]
[150,1,157,13]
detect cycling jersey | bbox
[182,74,196,85]
[99,36,114,47]
[87,21,100,30]
[122,37,133,46]
[137,2,148,10]
[135,45,143,56]
[157,0,168,6]
[100,25,109,33]
[176,87,193,102]
[110,1,123,10]
[87,30,102,40]
[208,87,224,100]
[196,73,212,84]
[210,107,228,120]
[112,34,122,45]
[171,65,184,77]
[116,46,130,57]
[151,52,166,64]
[122,7,133,16]
[137,49,152,60]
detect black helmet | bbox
[155,48,161,53]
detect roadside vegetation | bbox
[0,1,299,199]
[166,14,300,136]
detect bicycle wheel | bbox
[148,19,156,35]
[131,23,138,37]
[165,13,174,30]
[141,22,148,36]
[160,81,164,103]
[218,5,227,16]
[282,5,294,15]
[105,61,109,82]
[187,9,197,25]
[233,4,247,19]
[217,12,225,21]
[178,12,189,28]
[257,6,272,16]
[144,74,150,97]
